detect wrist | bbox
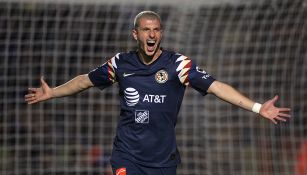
[252,103,262,114]
[50,88,57,98]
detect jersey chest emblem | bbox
[155,70,168,84]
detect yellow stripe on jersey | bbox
[107,59,116,83]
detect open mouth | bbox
[147,40,156,47]
[146,40,156,52]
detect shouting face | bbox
[132,17,163,62]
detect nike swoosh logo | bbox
[123,73,135,77]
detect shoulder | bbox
[117,51,137,59]
[109,51,137,65]
[162,50,180,58]
[114,51,139,64]
[168,51,191,69]
[160,50,190,63]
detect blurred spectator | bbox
[296,140,307,175]
[88,145,112,175]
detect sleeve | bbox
[175,55,215,95]
[88,53,119,90]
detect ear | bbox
[132,29,138,41]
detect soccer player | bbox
[25,11,291,175]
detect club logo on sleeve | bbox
[116,167,126,175]
[124,87,139,106]
[135,110,149,123]
[155,70,168,83]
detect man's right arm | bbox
[25,74,94,104]
[52,74,94,98]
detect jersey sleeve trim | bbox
[175,55,192,86]
[175,53,215,95]
[88,53,120,90]
[107,53,120,83]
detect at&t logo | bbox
[124,87,139,106]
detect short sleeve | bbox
[175,55,215,95]
[88,54,119,90]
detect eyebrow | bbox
[139,26,161,30]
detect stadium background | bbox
[0,0,306,174]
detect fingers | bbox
[25,93,35,99]
[25,88,38,104]
[25,93,43,104]
[40,76,48,88]
[270,118,277,125]
[28,87,38,93]
[269,112,291,124]
[278,113,291,118]
[276,107,291,122]
[271,95,279,103]
[26,98,40,104]
[40,76,45,85]
[25,76,46,104]
[274,116,287,122]
[279,108,291,112]
[25,88,36,100]
[270,116,286,125]
[24,93,38,104]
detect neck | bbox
[138,49,162,65]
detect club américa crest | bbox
[155,70,168,83]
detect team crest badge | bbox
[155,70,168,83]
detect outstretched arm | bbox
[25,74,94,104]
[207,81,291,124]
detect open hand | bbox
[25,76,53,104]
[259,95,291,124]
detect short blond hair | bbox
[133,11,162,29]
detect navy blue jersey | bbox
[88,50,215,167]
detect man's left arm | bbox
[207,81,291,124]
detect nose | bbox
[149,30,155,38]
